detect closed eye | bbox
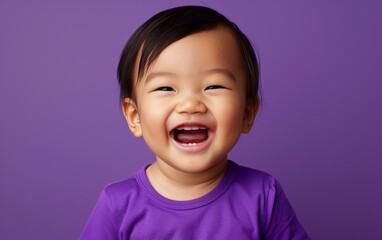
[205,85,225,90]
[154,86,174,91]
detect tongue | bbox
[175,129,208,144]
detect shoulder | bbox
[103,175,140,197]
[231,161,278,191]
[230,163,310,239]
[100,174,142,207]
[79,175,142,239]
[228,161,288,212]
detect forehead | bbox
[137,27,244,81]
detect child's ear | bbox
[122,98,142,137]
[242,97,260,134]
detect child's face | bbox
[123,27,257,174]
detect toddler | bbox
[80,5,310,240]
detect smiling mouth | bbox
[170,126,210,146]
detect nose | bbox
[175,96,207,114]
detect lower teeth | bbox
[183,143,197,146]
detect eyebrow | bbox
[144,72,178,84]
[202,68,236,81]
[144,68,236,84]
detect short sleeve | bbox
[263,178,310,240]
[79,190,119,240]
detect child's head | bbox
[117,5,259,105]
[117,6,260,173]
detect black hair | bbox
[117,5,260,104]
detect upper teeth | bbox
[177,127,206,131]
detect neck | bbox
[146,159,228,201]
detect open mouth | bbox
[170,126,210,146]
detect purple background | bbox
[1,1,381,239]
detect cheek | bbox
[214,98,245,131]
[138,99,171,134]
[219,93,245,115]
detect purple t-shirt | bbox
[80,161,310,239]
